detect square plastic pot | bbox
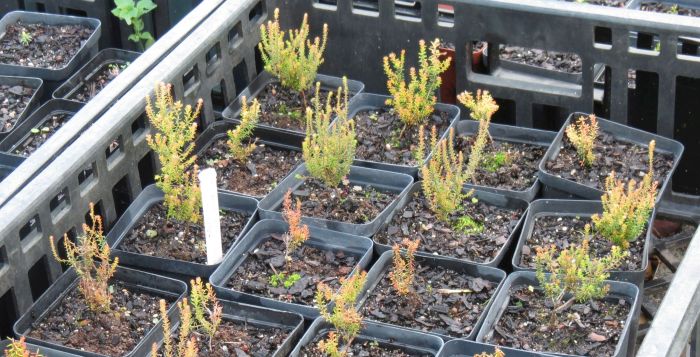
[220,71,365,138]
[437,339,555,357]
[0,75,43,139]
[347,92,461,177]
[650,209,697,251]
[538,112,684,203]
[356,250,507,341]
[0,340,78,357]
[290,317,445,356]
[258,163,414,236]
[106,184,258,278]
[373,182,530,268]
[511,199,654,286]
[455,120,557,202]
[210,219,373,319]
[0,152,23,181]
[13,265,188,357]
[0,12,101,82]
[475,271,641,357]
[150,298,305,357]
[0,99,83,157]
[52,48,141,103]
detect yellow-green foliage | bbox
[474,349,505,357]
[315,271,367,357]
[189,277,223,342]
[302,79,356,187]
[457,90,497,180]
[384,39,450,127]
[565,114,599,167]
[421,128,471,221]
[146,82,202,224]
[151,298,198,357]
[4,337,42,357]
[390,239,420,296]
[592,143,658,247]
[259,8,328,92]
[535,234,627,310]
[227,96,259,163]
[49,204,118,313]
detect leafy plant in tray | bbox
[112,0,157,50]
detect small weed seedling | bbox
[384,39,450,128]
[535,233,627,316]
[4,337,42,357]
[227,96,260,163]
[270,272,302,288]
[565,114,599,167]
[482,151,511,173]
[19,30,32,46]
[49,204,118,313]
[592,142,658,247]
[259,8,328,93]
[315,271,367,357]
[108,62,129,77]
[112,0,157,50]
[457,90,498,180]
[390,239,420,296]
[474,349,505,357]
[302,78,356,188]
[146,82,202,224]
[282,189,310,262]
[151,299,198,357]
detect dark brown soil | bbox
[300,332,432,357]
[455,136,545,191]
[361,260,496,338]
[154,318,291,357]
[486,286,630,356]
[69,62,126,102]
[198,137,302,197]
[519,215,646,271]
[544,130,674,192]
[226,235,359,305]
[253,83,331,132]
[641,2,700,16]
[117,203,249,263]
[354,108,452,166]
[11,113,73,157]
[0,84,36,133]
[499,46,582,74]
[373,189,523,264]
[0,22,93,69]
[566,0,627,7]
[28,282,172,356]
[287,179,396,224]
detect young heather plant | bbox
[151,299,198,357]
[4,337,42,357]
[315,271,367,357]
[474,349,505,357]
[457,90,497,180]
[535,233,627,314]
[383,39,451,127]
[592,143,658,247]
[259,8,328,93]
[227,96,259,163]
[389,239,420,296]
[565,114,599,167]
[282,189,310,261]
[189,277,223,345]
[50,204,118,313]
[146,82,202,224]
[302,79,356,187]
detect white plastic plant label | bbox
[199,168,223,265]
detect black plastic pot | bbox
[0,12,101,82]
[195,120,303,198]
[52,48,141,103]
[511,199,654,286]
[437,339,553,357]
[374,182,529,268]
[476,271,640,357]
[356,250,506,341]
[0,75,43,138]
[13,265,188,357]
[0,340,79,357]
[538,112,684,203]
[220,71,365,138]
[290,318,445,356]
[210,219,373,319]
[257,163,414,237]
[455,120,557,202]
[347,93,461,177]
[650,209,697,251]
[0,99,83,157]
[150,298,305,357]
[0,152,23,182]
[106,184,258,279]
